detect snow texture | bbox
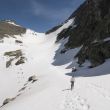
[0,19,110,110]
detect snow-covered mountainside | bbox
[49,0,110,68]
[0,17,110,110]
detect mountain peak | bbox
[0,19,26,39]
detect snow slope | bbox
[0,18,110,110]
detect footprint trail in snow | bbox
[60,90,90,110]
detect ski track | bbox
[60,90,90,110]
[89,83,110,101]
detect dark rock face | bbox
[0,20,26,39]
[56,0,110,67]
[4,50,26,68]
[75,41,110,67]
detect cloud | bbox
[30,0,74,22]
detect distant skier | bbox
[70,66,77,90]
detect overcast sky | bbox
[0,0,85,32]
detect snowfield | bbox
[0,19,110,110]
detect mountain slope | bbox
[0,1,110,109]
[51,0,110,68]
[0,19,73,110]
[0,18,110,110]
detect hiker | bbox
[70,76,75,90]
[70,66,77,90]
